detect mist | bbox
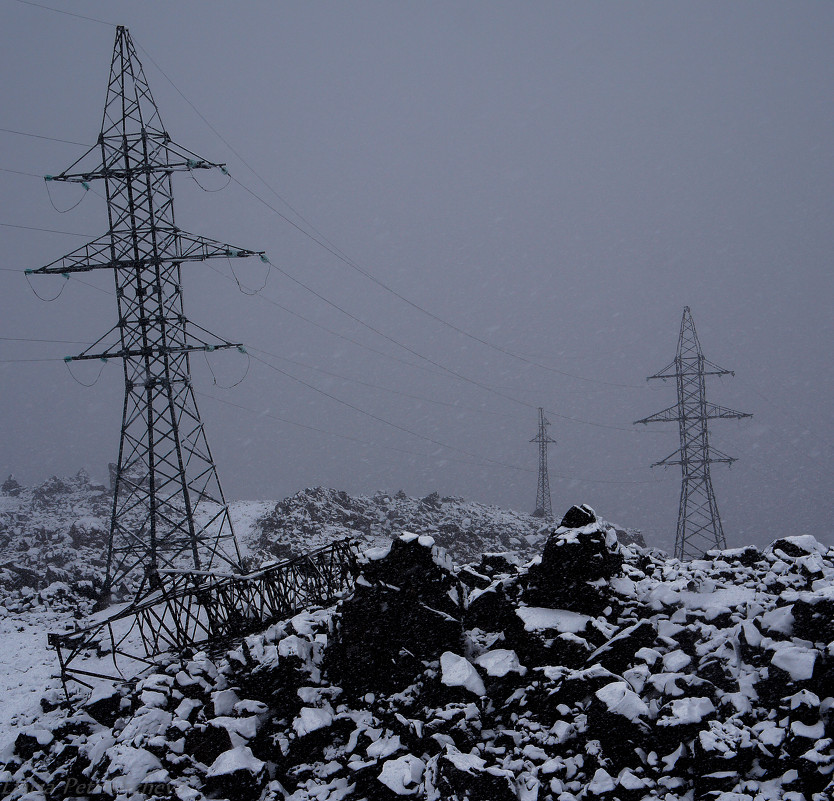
[2,1,832,553]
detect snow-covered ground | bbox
[2,474,833,800]
[0,607,73,757]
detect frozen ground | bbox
[0,607,73,756]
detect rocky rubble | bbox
[255,487,554,565]
[0,470,110,601]
[1,507,832,800]
[256,487,644,566]
[2,474,646,601]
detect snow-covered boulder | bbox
[329,533,464,694]
[205,746,266,801]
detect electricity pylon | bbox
[635,307,751,560]
[30,27,264,597]
[531,408,556,519]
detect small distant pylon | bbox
[531,408,556,519]
[635,307,751,560]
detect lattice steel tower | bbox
[531,408,556,519]
[30,27,263,596]
[635,307,751,560]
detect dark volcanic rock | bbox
[587,619,657,674]
[426,749,517,801]
[588,680,652,767]
[328,533,464,695]
[559,504,597,529]
[5,503,834,801]
[83,684,125,727]
[523,506,623,613]
[792,594,834,643]
[1,475,22,497]
[204,746,266,801]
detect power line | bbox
[1,222,94,237]
[196,390,522,474]
[235,175,645,390]
[11,0,113,27]
[131,42,647,391]
[262,257,544,405]
[0,126,89,147]
[1,163,109,203]
[247,346,517,420]
[212,259,661,435]
[0,336,93,345]
[262,255,654,431]
[0,356,67,363]
[249,351,534,475]
[205,260,451,380]
[202,371,669,487]
[0,167,44,178]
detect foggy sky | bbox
[2,1,832,553]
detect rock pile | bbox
[2,513,832,800]
[2,475,646,600]
[255,487,602,565]
[0,470,110,600]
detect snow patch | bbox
[515,607,591,633]
[594,681,649,722]
[771,644,816,680]
[378,753,425,795]
[206,746,265,777]
[440,651,486,696]
[474,649,526,677]
[293,706,333,737]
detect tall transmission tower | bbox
[30,26,264,598]
[635,307,751,560]
[530,407,556,519]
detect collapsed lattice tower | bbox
[31,26,264,595]
[635,307,751,560]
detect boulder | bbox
[329,534,464,695]
[184,723,235,767]
[792,595,834,644]
[84,683,125,727]
[588,681,651,767]
[586,619,656,674]
[559,504,597,528]
[204,746,266,801]
[523,510,623,613]
[425,749,516,801]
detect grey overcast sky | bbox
[1,1,832,553]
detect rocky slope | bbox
[0,474,644,599]
[1,507,832,801]
[0,471,110,599]
[253,487,575,565]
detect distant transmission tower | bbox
[531,408,556,519]
[30,27,264,597]
[635,307,751,560]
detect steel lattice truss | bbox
[50,539,359,691]
[530,407,556,519]
[635,307,751,560]
[30,27,264,593]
